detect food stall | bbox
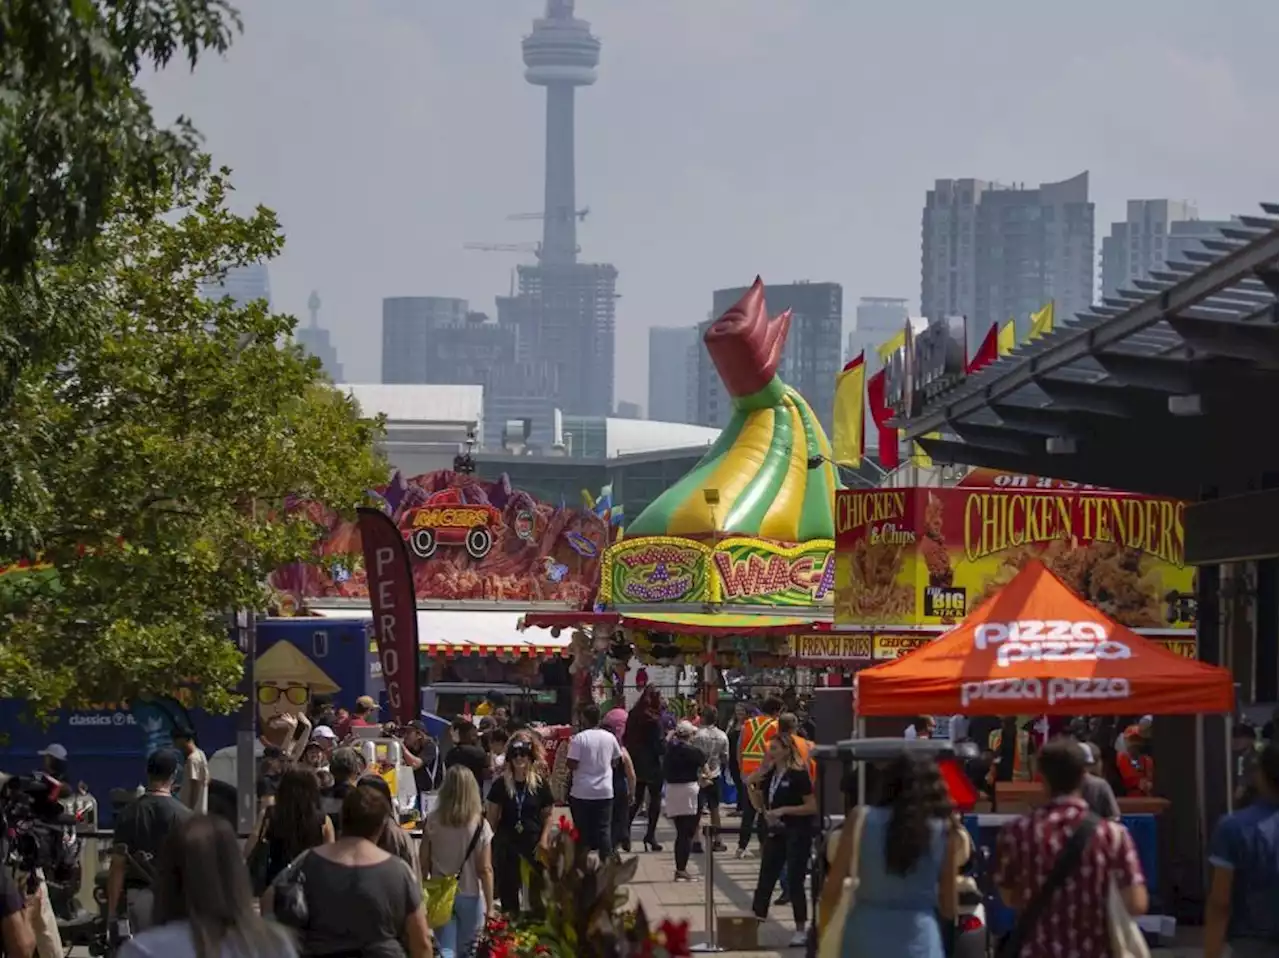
[832,469,1199,670]
[522,279,846,703]
[854,558,1234,939]
[270,466,606,725]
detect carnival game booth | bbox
[855,558,1234,941]
[523,279,845,706]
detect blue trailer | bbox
[0,617,376,824]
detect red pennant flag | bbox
[967,323,999,375]
[357,507,421,725]
[866,369,899,468]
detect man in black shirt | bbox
[445,718,490,795]
[106,749,192,933]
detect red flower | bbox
[568,827,580,842]
[557,815,573,832]
[659,919,691,957]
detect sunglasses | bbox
[258,685,309,706]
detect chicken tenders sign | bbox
[357,507,420,725]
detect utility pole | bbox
[234,608,257,836]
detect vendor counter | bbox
[992,780,1169,816]
[964,812,1163,937]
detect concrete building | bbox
[923,173,1094,353]
[477,419,721,523]
[1100,200,1237,300]
[697,282,842,434]
[380,297,469,383]
[202,263,271,308]
[921,179,989,329]
[647,325,698,423]
[495,261,618,419]
[337,383,483,476]
[294,290,344,382]
[429,311,518,389]
[495,0,619,421]
[847,297,910,369]
[483,360,561,452]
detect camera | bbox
[0,773,81,890]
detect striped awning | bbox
[618,611,816,637]
[310,609,571,659]
[519,609,829,638]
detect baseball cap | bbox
[38,744,68,762]
[355,695,378,711]
[311,725,339,742]
[1076,742,1096,765]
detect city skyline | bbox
[141,0,1278,409]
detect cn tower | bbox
[522,0,600,266]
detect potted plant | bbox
[475,817,691,958]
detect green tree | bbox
[0,162,386,716]
[0,0,241,281]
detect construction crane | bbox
[463,241,542,257]
[462,241,582,258]
[506,207,589,222]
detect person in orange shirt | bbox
[1116,729,1155,796]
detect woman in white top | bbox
[424,765,495,958]
[120,814,296,958]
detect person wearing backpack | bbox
[423,766,494,958]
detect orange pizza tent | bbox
[857,559,1233,716]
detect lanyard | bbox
[428,749,441,787]
[513,783,528,818]
[768,771,785,806]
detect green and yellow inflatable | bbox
[627,278,841,542]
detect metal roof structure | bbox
[895,203,1278,501]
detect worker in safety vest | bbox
[987,721,1027,784]
[736,696,783,858]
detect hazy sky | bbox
[142,1,1278,412]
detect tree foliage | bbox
[0,0,242,282]
[0,162,386,715]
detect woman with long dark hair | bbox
[264,787,431,958]
[624,685,666,851]
[246,767,334,892]
[819,753,962,958]
[120,815,296,957]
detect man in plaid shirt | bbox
[995,737,1148,957]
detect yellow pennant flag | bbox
[910,433,941,468]
[998,319,1016,356]
[1029,301,1054,341]
[832,353,866,466]
[875,328,907,364]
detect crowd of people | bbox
[1,686,1275,958]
